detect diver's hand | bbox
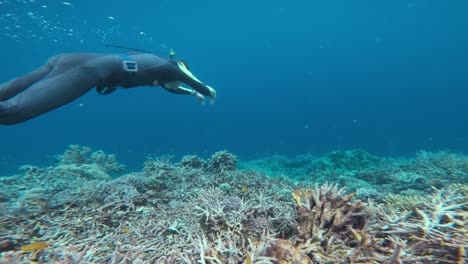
[207,85,216,104]
[191,90,206,105]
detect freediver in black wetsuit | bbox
[0,51,216,125]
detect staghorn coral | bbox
[383,193,428,211]
[356,187,382,200]
[191,186,228,232]
[243,149,468,194]
[446,183,468,196]
[287,183,468,263]
[413,151,468,179]
[0,244,147,264]
[208,150,238,173]
[142,155,176,177]
[1,147,467,263]
[1,148,298,263]
[190,185,295,240]
[292,183,370,262]
[372,188,468,263]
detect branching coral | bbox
[383,193,427,211]
[244,149,467,195]
[53,145,126,180]
[179,155,206,169]
[375,188,468,263]
[208,150,238,174]
[90,150,126,173]
[288,183,468,263]
[292,183,370,262]
[191,187,227,232]
[414,151,468,179]
[447,183,468,196]
[2,147,467,263]
[56,144,91,165]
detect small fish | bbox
[245,253,252,264]
[108,16,115,20]
[21,241,50,252]
[62,2,73,7]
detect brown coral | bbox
[267,239,312,264]
[292,183,371,262]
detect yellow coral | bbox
[292,189,302,207]
[292,188,313,208]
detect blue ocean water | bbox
[0,0,467,174]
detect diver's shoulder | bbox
[129,52,167,59]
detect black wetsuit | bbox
[0,53,212,125]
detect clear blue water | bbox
[1,0,467,174]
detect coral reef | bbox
[0,146,466,263]
[54,144,126,180]
[242,149,468,196]
[0,147,295,263]
[207,150,238,173]
[383,193,427,211]
[372,187,468,263]
[291,183,371,263]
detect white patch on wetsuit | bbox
[163,81,183,90]
[177,62,202,83]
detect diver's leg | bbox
[0,101,13,116]
[0,64,52,100]
[0,56,117,125]
[0,53,94,100]
[42,53,104,79]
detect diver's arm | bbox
[176,78,216,104]
[172,61,217,104]
[160,81,206,104]
[160,81,192,95]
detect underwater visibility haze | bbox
[0,0,466,169]
[0,0,467,263]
